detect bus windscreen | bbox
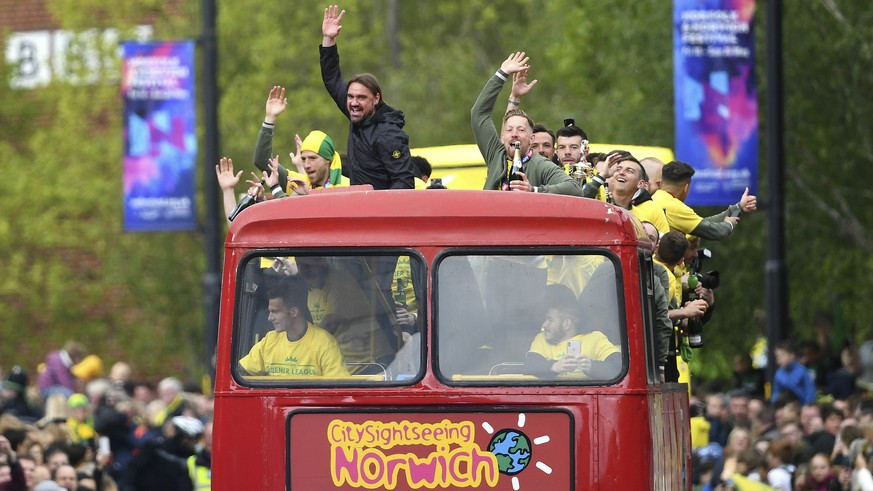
[231,253,424,386]
[435,252,625,384]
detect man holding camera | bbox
[655,231,710,383]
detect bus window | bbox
[231,252,425,385]
[436,252,625,384]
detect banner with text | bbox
[122,41,196,231]
[673,0,757,206]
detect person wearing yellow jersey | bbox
[651,160,757,240]
[239,277,350,378]
[293,130,344,189]
[254,86,346,194]
[640,157,664,193]
[154,377,193,428]
[545,255,604,298]
[187,421,212,490]
[295,257,395,372]
[581,151,621,202]
[555,125,590,178]
[596,153,671,236]
[392,256,419,334]
[654,231,709,383]
[524,284,621,380]
[66,393,96,444]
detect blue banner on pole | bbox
[122,41,197,231]
[674,0,758,206]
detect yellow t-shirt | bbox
[630,199,670,236]
[307,268,394,365]
[650,189,703,234]
[654,258,681,306]
[546,255,605,297]
[239,324,350,377]
[528,332,621,363]
[690,416,711,449]
[67,418,96,443]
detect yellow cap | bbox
[68,393,89,409]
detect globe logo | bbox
[487,429,532,475]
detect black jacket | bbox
[120,437,193,491]
[320,44,413,190]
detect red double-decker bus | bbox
[212,188,690,490]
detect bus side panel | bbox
[649,391,665,490]
[594,394,652,490]
[212,395,286,490]
[648,385,692,491]
[664,385,692,490]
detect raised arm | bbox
[472,52,531,187]
[254,87,290,189]
[320,26,350,116]
[215,157,243,225]
[264,85,287,125]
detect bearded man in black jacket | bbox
[319,5,413,190]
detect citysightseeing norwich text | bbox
[328,419,500,489]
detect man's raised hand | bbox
[322,5,346,46]
[215,157,243,191]
[597,152,623,178]
[263,156,281,189]
[264,86,287,124]
[289,133,305,174]
[500,51,530,76]
[511,68,538,100]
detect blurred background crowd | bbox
[0,341,211,491]
[692,337,873,491]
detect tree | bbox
[3,0,871,385]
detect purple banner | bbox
[674,0,757,206]
[122,41,196,231]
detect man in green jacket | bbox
[471,51,584,196]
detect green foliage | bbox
[0,0,204,382]
[2,0,871,386]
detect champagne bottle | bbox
[509,142,523,180]
[228,193,257,221]
[393,278,407,307]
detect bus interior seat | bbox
[347,361,390,380]
[489,362,525,376]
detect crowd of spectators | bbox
[692,338,873,491]
[0,342,212,491]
